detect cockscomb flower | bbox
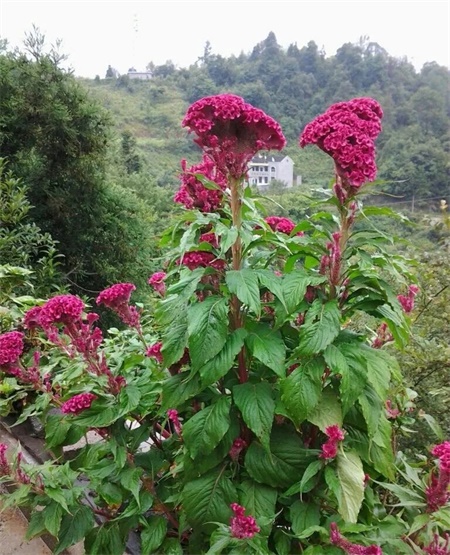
[320,425,345,460]
[146,342,163,363]
[38,295,85,330]
[230,503,260,539]
[23,305,43,330]
[61,392,97,414]
[330,523,382,554]
[148,272,167,296]
[424,533,450,555]
[179,251,226,271]
[96,283,140,328]
[183,94,286,179]
[199,232,219,248]
[300,97,383,188]
[397,284,419,314]
[265,216,303,236]
[167,409,182,435]
[0,443,11,475]
[0,331,24,368]
[229,438,247,461]
[426,441,450,511]
[174,156,227,212]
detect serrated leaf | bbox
[141,515,167,554]
[256,269,288,312]
[199,328,247,386]
[120,467,142,505]
[308,389,343,431]
[245,321,286,376]
[43,501,64,537]
[54,506,95,555]
[233,382,275,450]
[226,269,261,315]
[85,523,125,555]
[336,450,365,523]
[337,343,369,415]
[358,386,383,438]
[282,271,309,314]
[290,501,320,536]
[298,300,341,355]
[239,480,277,534]
[182,396,231,459]
[188,296,229,369]
[161,372,201,410]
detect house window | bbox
[258,177,263,183]
[264,177,268,183]
[271,166,275,172]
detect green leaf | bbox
[256,269,288,312]
[161,372,201,410]
[45,413,72,448]
[282,271,309,314]
[205,527,232,555]
[182,468,237,530]
[54,506,95,555]
[233,382,275,451]
[308,389,343,431]
[323,344,349,375]
[161,313,188,368]
[358,386,383,438]
[120,467,142,505]
[187,296,229,369]
[118,384,141,414]
[337,343,369,415]
[290,501,320,536]
[245,321,286,376]
[183,396,231,459]
[245,427,318,487]
[43,501,64,537]
[281,358,324,425]
[25,510,46,540]
[297,300,341,355]
[85,523,125,555]
[226,269,261,316]
[97,482,123,506]
[336,450,365,523]
[141,515,167,554]
[45,487,71,513]
[199,328,247,386]
[239,480,277,534]
[284,460,323,497]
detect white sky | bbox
[1,0,449,77]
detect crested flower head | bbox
[330,522,383,554]
[0,331,24,367]
[230,503,260,539]
[183,94,286,179]
[61,392,97,414]
[38,295,85,329]
[96,283,140,328]
[265,216,303,236]
[300,97,383,187]
[148,272,167,296]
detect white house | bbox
[247,153,295,189]
[127,68,153,80]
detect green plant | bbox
[0,94,448,555]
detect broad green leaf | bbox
[298,300,341,355]
[205,528,232,555]
[161,314,188,368]
[290,501,320,536]
[182,468,237,530]
[245,321,286,376]
[25,510,46,540]
[161,372,201,410]
[141,515,167,554]
[118,384,141,414]
[337,343,369,415]
[308,389,343,431]
[43,502,64,537]
[239,480,277,534]
[96,482,123,506]
[54,506,95,555]
[284,459,322,496]
[256,269,287,312]
[188,296,229,369]
[85,523,125,555]
[323,344,349,376]
[358,386,383,438]
[281,358,325,425]
[199,328,247,386]
[233,382,275,450]
[120,467,142,505]
[226,269,261,316]
[245,427,318,487]
[336,450,365,523]
[182,396,231,459]
[45,413,72,449]
[282,271,309,314]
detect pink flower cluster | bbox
[183,94,286,179]
[0,331,24,368]
[397,284,419,314]
[61,392,97,414]
[229,438,247,461]
[96,283,140,328]
[320,232,342,286]
[199,232,219,248]
[229,503,260,539]
[180,251,226,271]
[167,409,182,435]
[372,322,393,349]
[174,156,227,212]
[148,272,167,296]
[146,342,163,363]
[385,400,400,420]
[320,425,345,459]
[0,443,10,475]
[37,295,85,330]
[330,523,382,554]
[424,533,450,555]
[265,216,303,236]
[300,97,383,187]
[426,441,450,512]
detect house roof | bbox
[250,153,292,164]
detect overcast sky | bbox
[1,0,449,77]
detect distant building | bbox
[127,68,153,80]
[247,153,295,189]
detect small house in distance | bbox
[127,67,153,80]
[246,153,295,190]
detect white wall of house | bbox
[247,154,294,189]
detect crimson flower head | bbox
[230,503,260,539]
[0,331,24,367]
[300,97,383,187]
[146,342,163,363]
[320,425,345,460]
[182,94,286,179]
[96,283,140,328]
[61,392,97,414]
[38,295,85,329]
[330,522,383,554]
[265,216,303,236]
[148,272,167,296]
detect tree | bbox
[121,131,141,174]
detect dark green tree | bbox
[121,131,141,174]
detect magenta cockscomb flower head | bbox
[23,305,43,330]
[0,443,11,475]
[167,409,182,435]
[61,392,97,414]
[330,523,383,554]
[148,272,167,296]
[397,284,419,314]
[96,283,140,328]
[0,331,24,368]
[146,342,163,363]
[300,97,383,189]
[183,94,286,179]
[229,438,247,461]
[179,251,226,271]
[199,232,219,248]
[426,441,450,511]
[424,533,450,555]
[174,156,227,212]
[320,425,345,460]
[230,503,260,539]
[38,295,85,329]
[265,216,304,236]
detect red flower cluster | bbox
[229,438,247,461]
[148,272,167,296]
[0,331,24,367]
[424,533,450,555]
[300,97,383,187]
[174,156,227,212]
[180,251,226,271]
[96,283,140,328]
[0,443,10,475]
[37,295,85,329]
[167,409,182,435]
[199,232,219,248]
[426,441,450,512]
[397,284,419,314]
[183,94,286,179]
[265,216,303,236]
[320,425,345,459]
[330,523,382,554]
[61,392,97,414]
[229,503,260,539]
[146,342,163,363]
